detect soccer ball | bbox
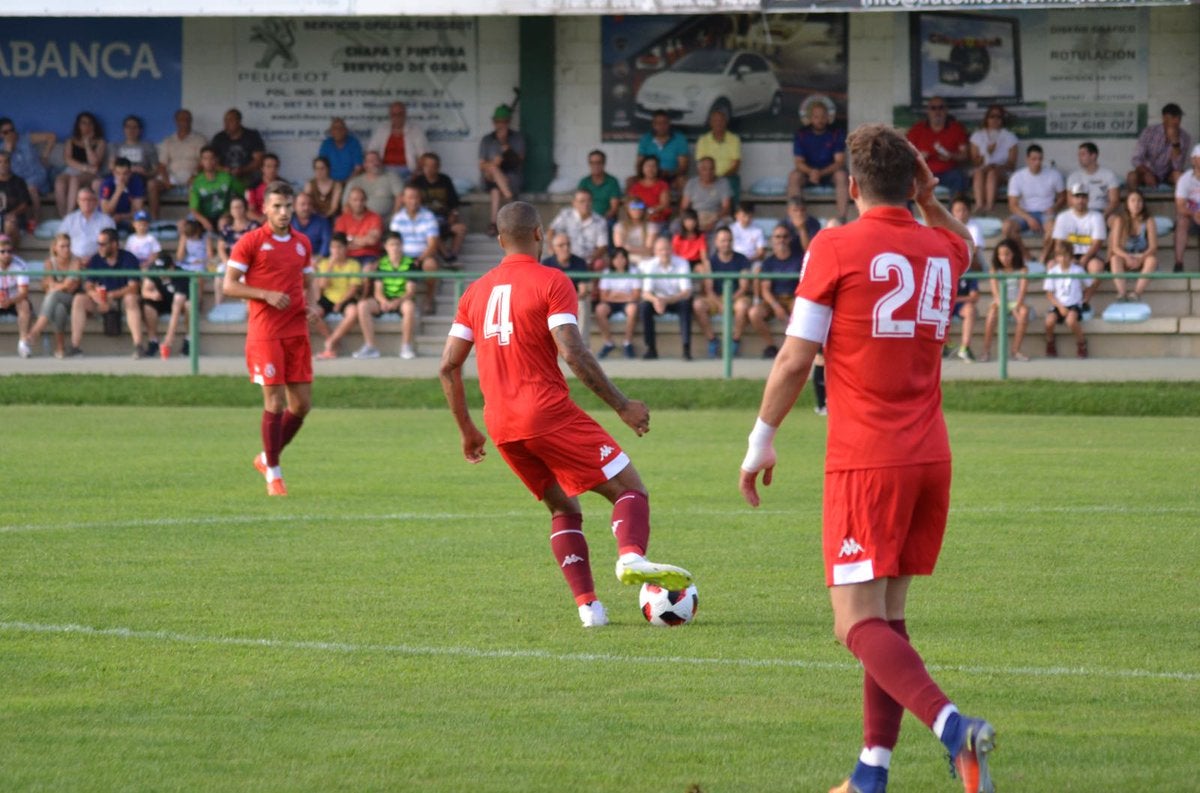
[639,583,698,627]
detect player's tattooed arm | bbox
[552,324,650,436]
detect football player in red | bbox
[222,181,319,496]
[439,201,692,628]
[739,126,997,793]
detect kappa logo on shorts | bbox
[838,538,865,558]
[265,363,277,378]
[560,554,585,568]
[599,444,614,460]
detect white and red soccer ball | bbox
[639,583,699,627]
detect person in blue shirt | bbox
[637,111,690,193]
[290,191,332,258]
[787,102,849,221]
[317,117,365,183]
[71,227,148,357]
[748,224,804,359]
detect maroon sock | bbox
[862,619,910,749]
[261,411,283,467]
[610,490,650,556]
[846,617,951,730]
[550,514,595,606]
[280,409,304,450]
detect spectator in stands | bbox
[216,196,261,264]
[21,232,79,358]
[1044,239,1091,359]
[408,152,467,263]
[188,146,237,234]
[781,196,821,259]
[594,246,640,359]
[71,227,146,357]
[627,156,672,226]
[318,117,364,183]
[345,150,404,220]
[693,225,752,358]
[639,236,693,360]
[948,195,986,362]
[389,184,442,313]
[355,231,417,360]
[335,186,384,266]
[478,104,525,236]
[313,233,365,359]
[1174,144,1200,273]
[1002,144,1064,260]
[367,102,429,181]
[542,231,591,301]
[124,209,162,265]
[612,199,657,260]
[0,119,53,225]
[175,218,214,305]
[749,224,803,358]
[637,111,689,193]
[54,111,106,217]
[245,153,283,222]
[578,149,622,227]
[697,108,742,204]
[150,108,206,219]
[969,104,1019,213]
[139,251,188,358]
[60,187,115,260]
[291,191,331,258]
[98,157,146,228]
[906,96,970,197]
[980,238,1030,363]
[788,101,848,220]
[304,156,342,220]
[671,208,707,270]
[681,156,731,233]
[0,235,32,357]
[0,151,33,243]
[1068,142,1121,225]
[210,108,265,190]
[730,202,765,265]
[1053,183,1107,308]
[550,189,608,271]
[1109,189,1159,302]
[1129,103,1193,191]
[109,116,157,186]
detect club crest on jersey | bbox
[295,242,305,256]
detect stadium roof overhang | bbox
[10,0,1195,15]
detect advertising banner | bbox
[233,17,478,145]
[601,14,848,142]
[0,18,182,142]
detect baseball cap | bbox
[133,209,150,221]
[1069,182,1088,196]
[492,104,512,121]
[628,198,646,210]
[1162,102,1184,117]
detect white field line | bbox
[0,620,1196,683]
[2,504,1197,534]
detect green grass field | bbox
[1,403,1197,792]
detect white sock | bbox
[266,465,283,483]
[933,704,959,740]
[859,746,892,769]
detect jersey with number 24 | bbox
[790,206,970,472]
[451,253,584,445]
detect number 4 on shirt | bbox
[484,284,514,345]
[870,253,953,340]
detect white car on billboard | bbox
[635,49,783,128]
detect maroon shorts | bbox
[822,461,951,587]
[245,335,313,386]
[497,413,629,499]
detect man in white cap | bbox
[1052,182,1107,307]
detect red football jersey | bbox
[228,225,313,341]
[450,253,585,445]
[791,206,970,471]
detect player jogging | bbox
[739,126,997,793]
[439,201,692,628]
[222,180,319,497]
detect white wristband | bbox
[748,417,777,448]
[741,418,778,474]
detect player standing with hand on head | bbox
[439,201,693,628]
[739,126,997,793]
[222,181,320,497]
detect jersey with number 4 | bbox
[450,253,583,445]
[789,206,970,471]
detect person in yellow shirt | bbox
[695,108,742,204]
[313,232,365,359]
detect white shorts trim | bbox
[449,322,474,341]
[547,313,578,330]
[786,298,832,344]
[601,452,630,481]
[832,559,875,586]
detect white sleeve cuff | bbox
[785,297,832,343]
[227,260,249,273]
[547,312,578,330]
[449,322,474,341]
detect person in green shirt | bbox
[188,146,236,234]
[577,149,622,230]
[355,231,418,360]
